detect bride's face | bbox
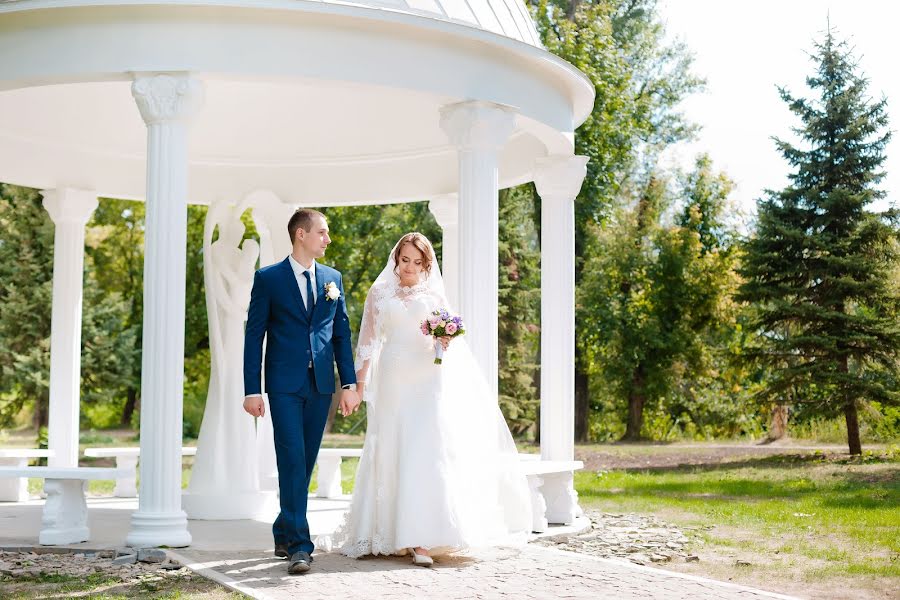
[397,243,425,285]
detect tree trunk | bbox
[574,363,589,442]
[844,399,862,455]
[838,356,862,455]
[32,394,48,429]
[767,403,789,441]
[121,387,138,427]
[623,367,645,441]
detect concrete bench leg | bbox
[541,472,581,525]
[114,455,139,498]
[526,475,548,533]
[0,457,28,502]
[40,479,89,545]
[316,456,343,499]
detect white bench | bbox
[518,458,584,533]
[83,446,197,497]
[0,466,130,544]
[278,448,582,533]
[0,449,54,502]
[315,448,363,498]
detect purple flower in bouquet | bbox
[420,308,465,364]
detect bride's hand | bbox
[438,336,451,350]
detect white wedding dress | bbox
[332,237,531,558]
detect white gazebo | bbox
[0,0,593,547]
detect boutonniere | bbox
[324,281,341,301]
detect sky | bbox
[657,0,899,220]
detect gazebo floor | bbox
[0,496,796,600]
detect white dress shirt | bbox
[289,255,317,369]
[288,255,317,307]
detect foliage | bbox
[533,0,704,439]
[0,185,134,433]
[0,184,54,429]
[85,198,145,426]
[498,185,542,436]
[578,156,741,439]
[737,29,900,454]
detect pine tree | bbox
[738,29,900,455]
[498,185,541,436]
[0,184,138,433]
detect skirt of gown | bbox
[332,326,531,558]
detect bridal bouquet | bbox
[420,309,465,365]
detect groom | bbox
[243,208,360,575]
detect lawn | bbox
[574,448,899,600]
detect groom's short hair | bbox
[288,208,326,243]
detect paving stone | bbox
[137,548,166,563]
[171,544,794,600]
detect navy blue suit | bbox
[243,257,356,555]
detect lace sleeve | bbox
[355,283,385,383]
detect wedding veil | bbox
[353,233,532,540]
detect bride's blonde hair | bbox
[392,233,434,278]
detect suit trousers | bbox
[268,379,332,555]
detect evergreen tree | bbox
[86,198,145,425]
[498,185,541,436]
[0,184,136,433]
[738,29,899,455]
[0,184,54,428]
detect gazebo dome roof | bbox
[327,0,542,47]
[0,1,592,206]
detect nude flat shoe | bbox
[409,547,434,567]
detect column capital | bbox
[41,189,98,225]
[132,73,204,126]
[534,155,589,202]
[428,194,458,228]
[439,101,516,151]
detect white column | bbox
[534,155,588,524]
[41,189,98,469]
[439,101,515,398]
[428,194,460,310]
[126,73,203,548]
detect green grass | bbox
[0,570,240,599]
[576,451,899,594]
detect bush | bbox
[182,349,211,440]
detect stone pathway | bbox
[172,543,800,600]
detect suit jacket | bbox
[243,257,356,396]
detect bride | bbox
[332,232,531,566]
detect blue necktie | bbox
[303,271,314,318]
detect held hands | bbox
[243,395,265,418]
[338,388,362,417]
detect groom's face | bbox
[297,215,331,258]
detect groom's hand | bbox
[243,395,265,418]
[338,389,361,417]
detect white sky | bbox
[658,0,899,219]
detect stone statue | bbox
[184,198,270,519]
[246,190,297,493]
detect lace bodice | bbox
[355,281,447,377]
